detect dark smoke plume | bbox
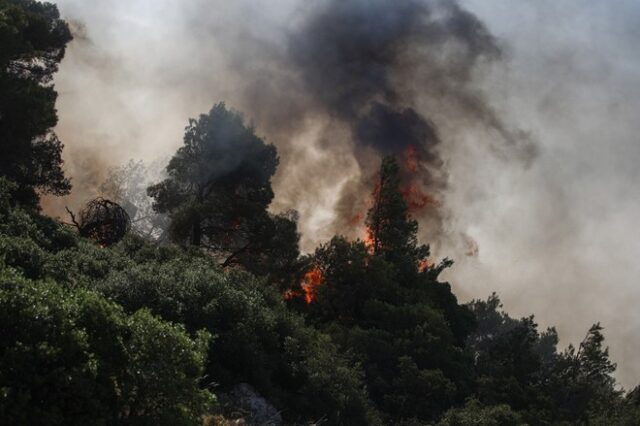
[50,0,535,254]
[47,0,537,254]
[273,0,533,248]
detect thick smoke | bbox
[48,0,640,388]
[48,0,534,252]
[269,0,534,248]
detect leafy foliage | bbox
[0,0,72,207]
[0,186,377,425]
[289,157,475,423]
[147,103,299,280]
[437,399,524,426]
[88,243,377,425]
[0,272,213,425]
[467,294,624,424]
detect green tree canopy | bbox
[0,0,72,207]
[148,103,299,277]
[0,177,378,425]
[0,275,213,425]
[286,157,475,423]
[466,294,626,424]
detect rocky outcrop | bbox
[221,383,283,426]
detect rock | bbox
[226,383,282,426]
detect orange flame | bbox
[300,266,324,304]
[401,144,441,213]
[404,144,419,173]
[418,258,433,272]
[363,227,375,253]
[401,184,440,211]
[283,289,303,301]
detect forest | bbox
[1,1,639,425]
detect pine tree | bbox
[365,156,429,272]
[0,0,73,208]
[147,103,299,274]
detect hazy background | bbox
[47,0,640,388]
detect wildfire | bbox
[418,258,433,272]
[401,184,440,211]
[349,212,365,227]
[404,144,419,173]
[283,288,302,301]
[363,227,375,253]
[300,266,324,304]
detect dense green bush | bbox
[0,271,213,425]
[89,243,379,425]
[297,236,473,424]
[0,183,378,425]
[436,399,523,426]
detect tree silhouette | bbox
[148,103,298,274]
[0,0,73,208]
[366,156,429,273]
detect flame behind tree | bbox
[365,156,430,272]
[288,158,472,423]
[289,156,435,306]
[300,265,324,304]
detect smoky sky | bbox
[48,0,640,389]
[277,0,533,247]
[288,0,498,119]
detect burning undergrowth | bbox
[284,265,325,305]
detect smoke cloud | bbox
[47,0,640,389]
[261,0,532,249]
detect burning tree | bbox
[287,156,437,307]
[366,156,430,272]
[286,156,472,423]
[66,197,131,246]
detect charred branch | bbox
[66,197,131,246]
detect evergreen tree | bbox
[292,156,475,423]
[546,323,622,423]
[366,156,429,272]
[148,103,299,275]
[0,276,213,425]
[0,0,72,208]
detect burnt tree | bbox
[67,198,130,246]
